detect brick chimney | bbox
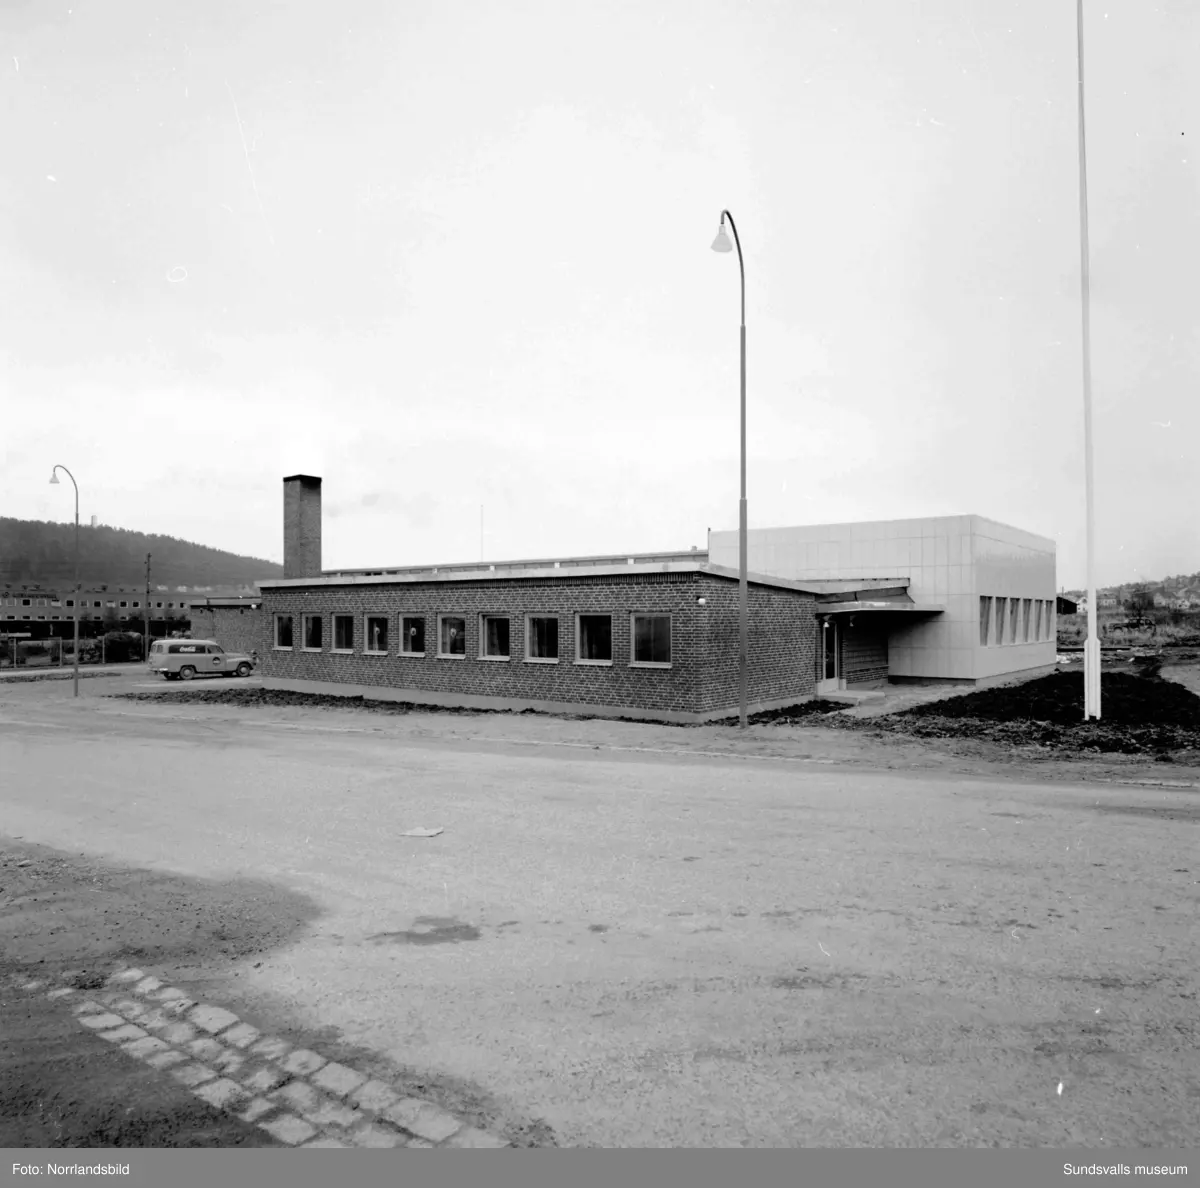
[283,475,322,578]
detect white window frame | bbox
[575,613,613,666]
[478,614,511,661]
[524,614,560,664]
[273,613,294,650]
[363,614,390,655]
[331,613,354,653]
[629,612,672,667]
[400,615,426,656]
[437,614,468,659]
[119,601,128,608]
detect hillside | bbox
[0,518,283,590]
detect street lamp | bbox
[49,465,80,698]
[711,210,749,729]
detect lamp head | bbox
[710,226,733,253]
[49,470,59,484]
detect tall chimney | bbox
[283,475,322,578]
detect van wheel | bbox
[235,662,252,678]
[179,666,196,681]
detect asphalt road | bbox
[1,674,1197,1148]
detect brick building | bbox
[257,476,826,723]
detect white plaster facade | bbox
[709,515,1057,684]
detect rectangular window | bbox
[156,602,163,609]
[275,614,293,648]
[631,613,671,665]
[22,599,30,606]
[577,614,613,663]
[979,597,992,647]
[365,615,389,654]
[65,599,74,608]
[993,598,1007,645]
[526,616,559,661]
[302,614,323,650]
[401,616,425,654]
[132,601,140,609]
[480,615,510,659]
[439,616,466,657]
[1009,601,1019,644]
[119,601,127,608]
[1047,602,1055,638]
[333,614,353,651]
[1033,600,1042,641]
[1022,599,1032,642]
[93,601,101,608]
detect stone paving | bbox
[9,969,510,1150]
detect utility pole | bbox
[145,553,151,659]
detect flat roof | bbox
[818,601,944,614]
[256,561,874,597]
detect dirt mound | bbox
[901,670,1200,728]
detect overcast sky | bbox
[3,0,1196,588]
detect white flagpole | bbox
[1076,0,1100,719]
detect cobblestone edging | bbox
[10,969,510,1149]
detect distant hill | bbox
[0,518,283,590]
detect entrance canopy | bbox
[813,584,943,616]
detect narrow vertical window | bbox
[979,597,992,647]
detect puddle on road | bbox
[366,916,481,946]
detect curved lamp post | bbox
[49,465,80,698]
[711,210,748,729]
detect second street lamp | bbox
[711,210,749,729]
[49,465,81,698]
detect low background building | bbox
[187,597,263,655]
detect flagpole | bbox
[1076,0,1100,719]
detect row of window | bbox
[979,596,1054,646]
[274,612,673,667]
[0,598,182,609]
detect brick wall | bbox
[188,606,266,657]
[261,571,817,716]
[283,476,322,579]
[697,576,818,713]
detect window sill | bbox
[437,653,468,660]
[478,655,511,662]
[364,650,390,656]
[273,646,293,651]
[330,648,354,654]
[524,656,560,664]
[574,659,613,667]
[301,647,323,653]
[630,661,672,669]
[400,651,426,658]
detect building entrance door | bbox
[817,618,841,695]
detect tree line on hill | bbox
[0,517,283,590]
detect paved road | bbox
[1,679,1197,1148]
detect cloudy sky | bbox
[3,0,1196,587]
